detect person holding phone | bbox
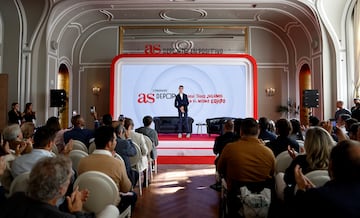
[174,85,191,138]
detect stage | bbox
[156,134,217,164]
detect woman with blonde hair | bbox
[283,126,335,201]
[20,122,35,142]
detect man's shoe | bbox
[186,133,191,138]
[178,133,182,138]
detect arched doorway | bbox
[299,64,311,126]
[58,64,70,128]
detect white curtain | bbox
[354,0,360,98]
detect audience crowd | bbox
[2,98,360,217]
[212,98,360,218]
[0,104,159,216]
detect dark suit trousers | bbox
[178,112,190,133]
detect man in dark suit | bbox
[174,85,190,138]
[114,124,138,188]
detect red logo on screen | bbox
[138,93,155,103]
[144,44,161,54]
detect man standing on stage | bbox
[174,85,191,138]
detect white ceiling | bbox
[49,0,320,40]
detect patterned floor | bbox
[132,164,220,218]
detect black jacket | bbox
[0,192,92,218]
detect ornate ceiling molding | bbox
[172,40,194,53]
[159,9,207,21]
[163,28,204,35]
[99,9,114,21]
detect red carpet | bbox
[157,156,216,164]
[157,134,217,164]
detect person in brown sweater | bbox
[217,117,276,217]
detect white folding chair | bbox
[72,140,89,153]
[74,171,131,217]
[88,141,96,154]
[274,172,286,201]
[143,135,156,180]
[129,142,148,196]
[8,172,30,197]
[275,150,295,174]
[69,150,88,172]
[305,170,330,187]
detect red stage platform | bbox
[157,134,217,164]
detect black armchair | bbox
[206,117,236,136]
[153,116,194,134]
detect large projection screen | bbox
[110,54,258,131]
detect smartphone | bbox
[331,120,336,128]
[329,119,336,132]
[90,106,96,113]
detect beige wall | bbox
[0,74,8,132]
[79,67,111,129]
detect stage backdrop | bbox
[110,54,258,131]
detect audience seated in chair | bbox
[266,118,300,157]
[77,126,137,213]
[283,126,335,202]
[213,119,239,161]
[290,140,360,218]
[217,118,276,218]
[20,122,35,142]
[135,115,159,160]
[124,117,149,190]
[211,119,238,191]
[114,124,139,188]
[0,155,93,218]
[46,116,73,154]
[11,126,56,179]
[289,119,304,141]
[64,115,94,148]
[2,124,32,155]
[258,117,277,141]
[345,118,358,135]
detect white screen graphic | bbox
[111,56,256,130]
